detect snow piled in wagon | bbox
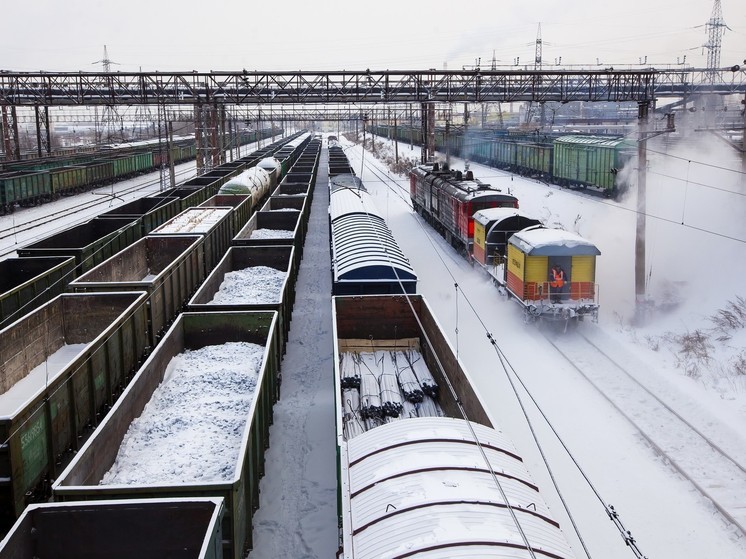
[101,341,264,485]
[154,208,231,234]
[208,266,286,305]
[0,343,87,415]
[250,228,294,239]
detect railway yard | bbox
[0,131,744,559]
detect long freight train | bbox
[371,123,635,198]
[0,131,317,549]
[0,127,282,214]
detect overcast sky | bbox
[2,1,744,72]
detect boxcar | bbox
[52,311,281,559]
[552,135,634,196]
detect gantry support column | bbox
[34,106,52,157]
[421,102,435,164]
[1,105,21,160]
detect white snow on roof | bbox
[343,417,575,559]
[473,207,535,227]
[509,227,601,255]
[329,188,382,221]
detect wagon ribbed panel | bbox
[351,504,575,559]
[343,418,574,558]
[351,469,553,526]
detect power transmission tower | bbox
[92,45,124,143]
[703,0,729,83]
[524,23,545,126]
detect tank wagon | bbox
[332,294,576,559]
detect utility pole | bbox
[635,102,650,323]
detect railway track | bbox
[544,328,746,537]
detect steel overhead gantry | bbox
[0,68,656,165]
[1,67,744,315]
[4,68,746,157]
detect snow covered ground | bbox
[2,134,744,558]
[341,132,746,558]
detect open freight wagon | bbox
[0,497,225,559]
[0,291,149,529]
[52,311,282,559]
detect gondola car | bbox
[410,163,518,254]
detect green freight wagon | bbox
[0,171,52,213]
[49,166,88,196]
[69,235,205,347]
[98,196,181,236]
[17,217,142,275]
[553,135,635,197]
[0,498,225,559]
[52,311,281,559]
[0,256,76,330]
[0,291,149,527]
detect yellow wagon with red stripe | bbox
[505,226,600,322]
